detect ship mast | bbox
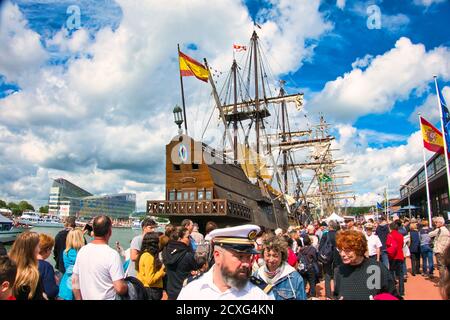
[252,31,261,172]
[232,59,238,164]
[204,30,356,224]
[280,81,288,194]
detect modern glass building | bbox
[394,152,449,220]
[78,194,136,219]
[48,178,136,219]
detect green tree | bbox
[7,202,21,216]
[0,199,7,208]
[39,205,49,214]
[346,206,372,216]
[18,200,34,212]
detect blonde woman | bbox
[58,229,85,300]
[9,231,45,300]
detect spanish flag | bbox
[179,51,209,82]
[420,116,445,154]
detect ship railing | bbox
[147,199,251,220]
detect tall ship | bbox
[147,31,354,231]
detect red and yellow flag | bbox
[179,51,209,82]
[420,116,445,154]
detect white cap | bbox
[205,224,260,254]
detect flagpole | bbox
[386,183,389,218]
[384,188,388,222]
[178,44,188,135]
[434,76,450,200]
[419,113,433,228]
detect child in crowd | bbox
[0,255,17,300]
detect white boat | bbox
[18,211,64,228]
[131,219,141,230]
[0,214,29,243]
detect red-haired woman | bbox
[333,230,398,300]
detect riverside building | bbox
[48,178,136,220]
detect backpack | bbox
[116,276,148,300]
[297,252,313,276]
[318,235,333,264]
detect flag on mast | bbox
[435,76,450,198]
[179,51,209,82]
[420,116,447,155]
[435,78,450,151]
[233,44,247,52]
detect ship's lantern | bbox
[173,105,183,129]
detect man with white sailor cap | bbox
[177,224,274,300]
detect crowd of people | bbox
[0,213,450,300]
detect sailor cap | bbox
[205,224,260,254]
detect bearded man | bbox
[177,224,274,300]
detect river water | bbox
[5,226,141,266]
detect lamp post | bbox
[401,184,413,219]
[173,105,184,135]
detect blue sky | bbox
[0,0,449,209]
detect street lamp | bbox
[173,105,183,134]
[401,184,413,219]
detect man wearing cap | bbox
[364,223,382,262]
[177,225,274,300]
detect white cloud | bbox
[408,86,450,124]
[311,37,450,123]
[333,125,428,206]
[336,0,346,10]
[0,0,332,210]
[382,13,410,32]
[351,54,373,69]
[350,3,410,33]
[413,0,447,7]
[46,28,90,54]
[0,2,48,83]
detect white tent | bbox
[325,212,345,223]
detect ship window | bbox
[198,190,204,200]
[183,192,189,200]
[169,191,175,201]
[173,164,181,171]
[177,191,182,200]
[192,163,199,170]
[189,191,195,200]
[205,190,212,200]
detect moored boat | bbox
[131,219,141,230]
[18,211,64,228]
[0,214,29,243]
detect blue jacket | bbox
[254,263,306,300]
[38,260,59,299]
[58,248,77,300]
[409,230,420,253]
